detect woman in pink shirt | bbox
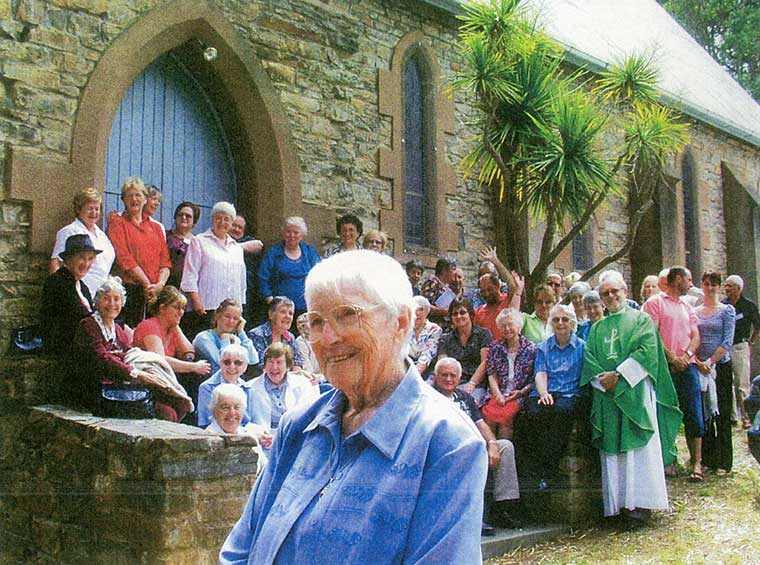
[134,286,211,422]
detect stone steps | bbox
[481,524,570,561]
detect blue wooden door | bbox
[104,53,236,233]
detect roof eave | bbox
[418,0,760,148]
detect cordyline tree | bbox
[451,0,690,300]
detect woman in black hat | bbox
[41,233,102,355]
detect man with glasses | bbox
[582,270,681,528]
[546,272,564,301]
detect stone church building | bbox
[1,0,760,560]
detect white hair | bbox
[434,357,462,376]
[412,295,431,315]
[305,250,414,344]
[95,275,127,307]
[658,268,670,281]
[726,274,744,291]
[598,270,627,290]
[220,342,250,365]
[582,290,602,306]
[568,281,592,298]
[495,307,524,333]
[210,383,246,412]
[212,201,236,218]
[284,216,308,236]
[549,303,578,332]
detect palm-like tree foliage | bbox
[624,104,690,172]
[595,54,661,107]
[452,0,690,292]
[524,90,614,224]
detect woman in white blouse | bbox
[50,187,115,296]
[181,201,246,339]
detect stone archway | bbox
[9,0,301,252]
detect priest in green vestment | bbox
[581,270,682,525]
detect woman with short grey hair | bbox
[181,200,246,339]
[567,281,591,323]
[222,250,487,563]
[258,215,320,327]
[577,290,604,340]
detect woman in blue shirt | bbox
[516,303,585,490]
[221,250,487,564]
[192,298,258,373]
[257,216,320,329]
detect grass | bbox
[487,428,760,564]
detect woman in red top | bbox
[133,286,211,423]
[107,177,172,327]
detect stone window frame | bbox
[378,31,457,263]
[680,147,702,275]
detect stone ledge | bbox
[1,404,259,563]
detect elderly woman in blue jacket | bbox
[221,250,487,564]
[257,216,320,327]
[243,341,317,450]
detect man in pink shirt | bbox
[642,266,703,480]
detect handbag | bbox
[11,325,44,355]
[94,385,155,419]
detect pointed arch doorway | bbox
[9,0,301,252]
[104,51,236,233]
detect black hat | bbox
[59,234,103,260]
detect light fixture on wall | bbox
[194,39,218,62]
[203,46,218,62]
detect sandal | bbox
[689,469,704,482]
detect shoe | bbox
[622,508,651,530]
[481,522,496,536]
[743,419,752,430]
[688,468,704,482]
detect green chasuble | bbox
[581,307,682,466]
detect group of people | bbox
[403,252,758,532]
[39,177,760,561]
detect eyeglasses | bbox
[176,212,194,219]
[600,288,621,298]
[365,239,383,246]
[551,317,571,324]
[547,282,561,288]
[305,304,382,343]
[222,359,245,367]
[450,309,470,318]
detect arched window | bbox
[378,32,457,258]
[572,229,593,272]
[681,149,700,274]
[403,56,427,245]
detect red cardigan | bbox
[75,315,134,386]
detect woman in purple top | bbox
[481,308,537,439]
[695,271,736,473]
[165,201,201,289]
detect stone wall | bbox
[0,404,258,564]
